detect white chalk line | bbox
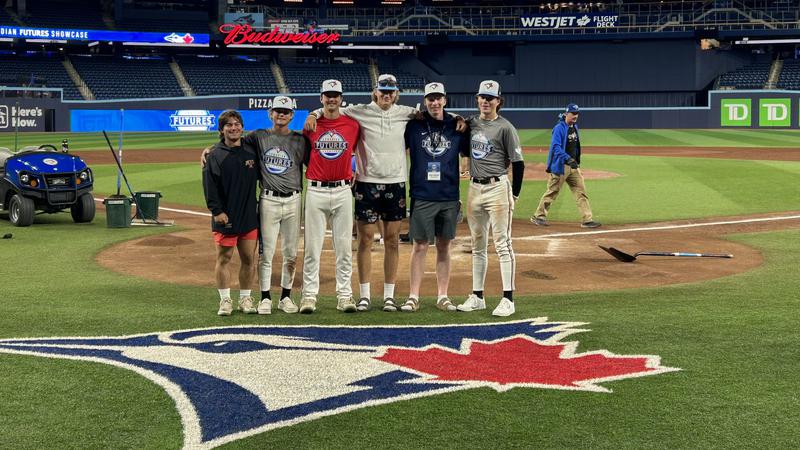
[518,214,800,240]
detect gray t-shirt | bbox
[244,129,309,194]
[466,115,523,179]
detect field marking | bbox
[519,214,800,240]
[94,198,800,241]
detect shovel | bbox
[599,245,733,263]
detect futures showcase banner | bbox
[0,25,209,46]
[520,14,619,29]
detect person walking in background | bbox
[202,110,259,316]
[531,103,601,228]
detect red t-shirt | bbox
[304,115,360,182]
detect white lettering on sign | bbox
[725,103,749,121]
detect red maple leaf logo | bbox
[183,33,194,44]
[376,337,678,392]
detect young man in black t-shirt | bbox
[202,110,260,315]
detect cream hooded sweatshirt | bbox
[343,102,416,184]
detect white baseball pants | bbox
[301,184,353,300]
[467,175,516,292]
[259,192,302,292]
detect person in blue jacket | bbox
[531,103,601,228]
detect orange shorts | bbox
[213,228,258,247]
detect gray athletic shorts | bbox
[408,199,460,244]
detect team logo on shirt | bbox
[471,132,494,160]
[315,131,348,160]
[421,132,451,157]
[261,146,293,174]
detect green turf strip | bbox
[89,154,800,225]
[3,129,800,151]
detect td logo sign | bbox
[759,98,791,127]
[721,98,793,127]
[721,99,751,126]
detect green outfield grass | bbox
[3,128,800,152]
[1,128,799,449]
[89,154,800,224]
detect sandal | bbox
[382,298,398,312]
[356,298,371,312]
[436,297,456,312]
[400,298,420,312]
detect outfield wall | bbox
[0,90,797,132]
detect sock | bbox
[239,290,251,299]
[261,290,271,300]
[409,294,418,300]
[360,283,370,300]
[218,288,231,301]
[473,290,484,299]
[384,283,395,300]
[281,287,291,299]
[438,294,448,301]
[503,290,513,302]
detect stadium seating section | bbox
[0,54,82,100]
[718,63,772,90]
[70,56,183,100]
[777,59,800,90]
[176,56,278,96]
[281,63,373,93]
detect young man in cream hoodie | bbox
[306,74,415,312]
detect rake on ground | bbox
[598,245,733,263]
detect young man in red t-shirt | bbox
[301,79,361,313]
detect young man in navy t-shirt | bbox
[401,82,469,312]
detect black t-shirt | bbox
[202,142,260,234]
[565,125,579,161]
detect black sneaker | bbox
[399,233,410,243]
[581,221,602,228]
[531,217,549,226]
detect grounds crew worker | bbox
[531,103,601,229]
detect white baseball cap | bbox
[424,82,446,97]
[477,80,501,98]
[376,74,399,91]
[269,95,295,111]
[321,79,343,94]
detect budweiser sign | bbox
[219,24,341,45]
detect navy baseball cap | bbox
[565,103,580,114]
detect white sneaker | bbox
[299,297,317,314]
[457,294,486,312]
[492,298,515,317]
[217,297,233,316]
[278,297,299,314]
[337,297,357,313]
[356,297,371,312]
[238,296,256,314]
[257,298,272,315]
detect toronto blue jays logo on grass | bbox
[471,132,494,159]
[261,146,293,174]
[0,319,678,449]
[315,131,348,159]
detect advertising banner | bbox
[70,109,308,132]
[223,12,265,29]
[717,93,797,128]
[520,14,619,30]
[0,25,209,46]
[0,104,48,131]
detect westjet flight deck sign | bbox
[521,14,619,29]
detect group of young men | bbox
[202,74,599,318]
